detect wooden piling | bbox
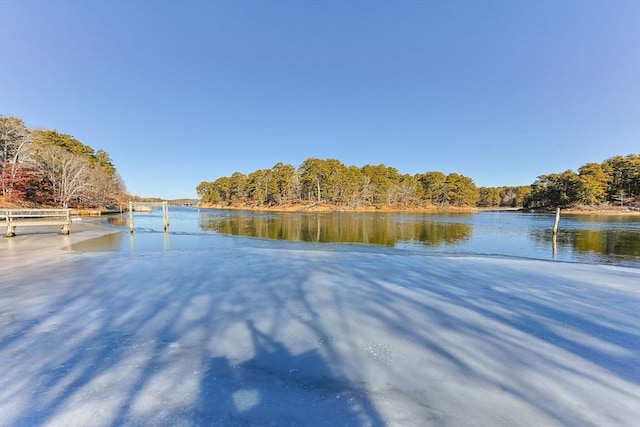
[129,201,134,234]
[552,207,560,235]
[162,201,169,232]
[61,209,70,235]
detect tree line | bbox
[197,154,639,210]
[0,115,126,208]
[526,154,640,208]
[198,158,493,209]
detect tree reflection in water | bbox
[199,213,472,247]
[532,227,640,264]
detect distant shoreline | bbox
[535,206,640,216]
[198,202,478,214]
[2,202,638,217]
[197,202,640,216]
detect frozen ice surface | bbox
[1,240,639,426]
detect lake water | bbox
[70,207,640,267]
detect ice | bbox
[1,237,639,426]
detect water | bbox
[72,207,640,266]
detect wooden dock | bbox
[1,209,71,237]
[133,205,153,213]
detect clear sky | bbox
[1,0,638,199]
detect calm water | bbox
[72,207,640,266]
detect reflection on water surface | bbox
[198,213,471,247]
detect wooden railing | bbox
[2,209,71,237]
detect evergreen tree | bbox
[577,163,608,205]
[417,171,447,206]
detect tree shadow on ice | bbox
[2,247,638,426]
[196,320,384,426]
[428,263,640,384]
[3,268,189,426]
[0,251,387,427]
[346,256,639,379]
[328,255,639,425]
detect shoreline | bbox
[0,217,119,263]
[198,202,640,216]
[554,208,640,216]
[3,202,638,216]
[200,202,477,214]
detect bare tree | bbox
[387,176,418,208]
[36,144,92,207]
[84,166,125,208]
[0,116,34,200]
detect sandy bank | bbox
[199,202,477,213]
[199,202,640,216]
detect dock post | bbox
[5,210,14,237]
[61,209,70,235]
[6,212,15,237]
[129,201,134,234]
[162,201,170,232]
[552,207,560,235]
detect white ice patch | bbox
[232,388,260,412]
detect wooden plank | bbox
[9,220,70,227]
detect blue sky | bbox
[1,0,638,199]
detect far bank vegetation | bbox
[1,115,126,209]
[197,155,639,211]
